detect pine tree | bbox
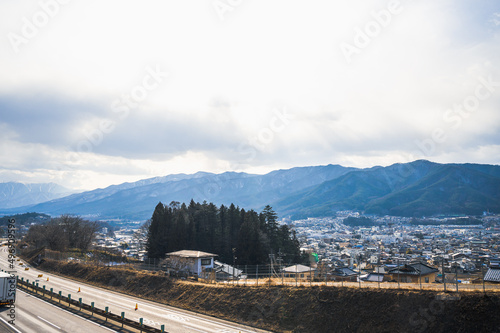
[146,202,168,258]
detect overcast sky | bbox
[1,0,499,190]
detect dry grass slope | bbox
[33,259,500,333]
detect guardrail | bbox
[16,277,167,333]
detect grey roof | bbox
[389,263,438,276]
[410,263,439,275]
[484,268,500,282]
[283,264,315,273]
[214,261,242,276]
[166,250,217,258]
[332,267,357,276]
[362,273,384,282]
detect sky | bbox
[0,0,499,191]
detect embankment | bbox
[33,259,500,333]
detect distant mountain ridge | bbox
[0,182,73,209]
[276,160,500,218]
[1,160,499,221]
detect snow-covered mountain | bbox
[2,161,499,222]
[0,182,73,209]
[1,165,353,221]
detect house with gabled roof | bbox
[388,262,439,283]
[165,250,217,277]
[213,260,243,280]
[331,267,358,282]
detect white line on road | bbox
[183,326,208,333]
[37,316,61,329]
[13,263,264,333]
[0,317,23,333]
[33,282,258,332]
[21,291,116,332]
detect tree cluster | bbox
[146,201,301,265]
[25,215,101,251]
[343,216,376,227]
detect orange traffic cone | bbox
[135,303,138,311]
[78,287,81,292]
[47,277,49,281]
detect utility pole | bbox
[419,261,422,290]
[442,257,446,292]
[277,249,284,285]
[482,263,485,293]
[358,254,361,288]
[377,257,381,289]
[232,248,236,285]
[397,258,400,289]
[269,253,275,281]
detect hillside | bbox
[274,160,500,218]
[33,259,500,333]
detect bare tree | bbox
[25,215,100,251]
[133,219,151,252]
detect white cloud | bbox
[0,0,499,190]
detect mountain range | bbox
[1,160,499,222]
[0,182,73,209]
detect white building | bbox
[165,250,217,277]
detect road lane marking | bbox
[183,325,209,333]
[11,263,264,333]
[37,316,61,329]
[0,317,23,333]
[20,291,116,332]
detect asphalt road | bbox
[0,289,120,333]
[0,248,269,333]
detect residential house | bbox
[388,262,439,283]
[331,267,358,282]
[213,260,243,280]
[361,272,385,283]
[164,250,217,278]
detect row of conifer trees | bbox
[146,200,301,265]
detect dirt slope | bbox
[34,259,500,333]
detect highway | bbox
[0,248,269,333]
[0,289,119,333]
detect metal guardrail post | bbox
[256,265,259,286]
